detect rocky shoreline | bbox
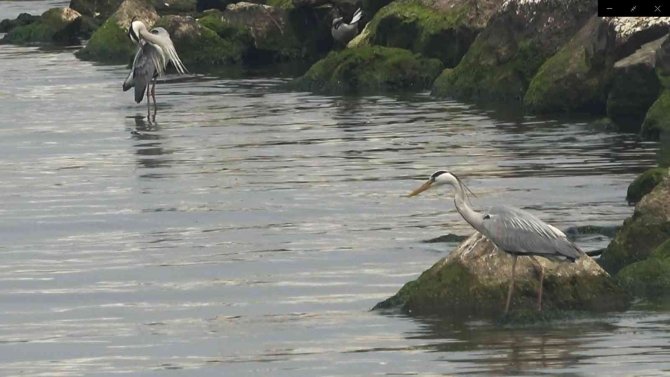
[2,0,669,318]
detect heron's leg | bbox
[529,256,544,311]
[504,255,518,314]
[151,79,157,121]
[146,84,151,122]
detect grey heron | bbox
[331,8,362,46]
[122,19,187,122]
[408,170,582,314]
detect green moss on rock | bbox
[523,16,616,114]
[641,89,670,140]
[157,15,243,67]
[626,167,669,204]
[375,233,629,318]
[290,46,443,94]
[2,7,82,45]
[616,239,670,298]
[600,176,670,274]
[75,0,159,64]
[432,0,596,102]
[363,0,474,67]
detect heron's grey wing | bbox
[122,45,144,91]
[149,27,187,74]
[131,43,159,103]
[479,206,582,261]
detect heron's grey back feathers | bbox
[478,205,582,261]
[331,8,362,45]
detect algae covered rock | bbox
[616,239,670,299]
[151,0,198,15]
[290,46,443,94]
[360,0,502,67]
[157,15,244,66]
[432,0,596,102]
[75,0,159,63]
[600,175,670,275]
[374,233,628,317]
[626,167,669,204]
[523,16,616,114]
[0,13,39,34]
[2,7,82,45]
[606,36,665,132]
[69,0,123,20]
[641,90,670,140]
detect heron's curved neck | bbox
[138,26,163,48]
[452,182,483,231]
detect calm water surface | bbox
[1,4,669,375]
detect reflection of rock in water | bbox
[408,315,602,374]
[130,116,173,170]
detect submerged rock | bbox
[0,13,39,34]
[432,0,596,102]
[75,0,158,63]
[616,239,670,299]
[289,46,443,94]
[523,16,616,114]
[374,233,628,317]
[358,0,502,67]
[600,175,670,275]
[1,7,82,45]
[606,36,665,132]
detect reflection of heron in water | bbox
[408,170,583,314]
[122,18,187,123]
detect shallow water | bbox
[1,4,669,375]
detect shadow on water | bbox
[128,116,174,170]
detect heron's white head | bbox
[407,170,458,197]
[128,18,145,44]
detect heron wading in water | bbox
[123,18,187,122]
[408,170,583,314]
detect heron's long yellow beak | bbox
[407,180,432,197]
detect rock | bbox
[151,0,197,15]
[358,0,502,67]
[75,0,159,64]
[289,46,443,94]
[607,17,670,60]
[1,7,82,45]
[616,238,670,298]
[432,0,596,102]
[69,0,123,20]
[0,13,39,34]
[197,0,233,12]
[374,233,629,317]
[157,15,244,66]
[606,36,665,132]
[600,175,670,275]
[626,167,669,205]
[523,16,616,114]
[640,90,670,140]
[220,2,302,62]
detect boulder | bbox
[432,0,596,103]
[69,0,123,20]
[0,13,39,34]
[1,7,82,45]
[151,0,198,15]
[600,175,670,275]
[523,16,615,114]
[156,15,244,66]
[220,2,302,62]
[626,167,669,205]
[616,238,670,299]
[289,46,443,94]
[640,90,670,140]
[607,17,670,60]
[606,36,665,132]
[358,0,502,67]
[374,233,629,317]
[75,0,159,63]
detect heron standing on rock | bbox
[408,170,583,314]
[122,18,187,122]
[331,8,363,46]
